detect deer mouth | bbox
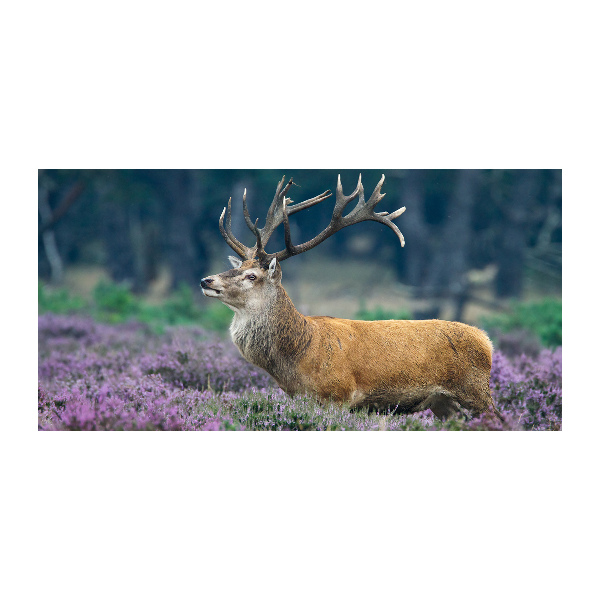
[200,283,222,297]
[202,287,221,297]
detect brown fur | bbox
[201,258,497,419]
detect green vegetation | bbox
[38,282,86,314]
[92,280,141,322]
[38,280,232,334]
[481,298,562,348]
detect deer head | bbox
[200,255,282,311]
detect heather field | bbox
[38,313,562,431]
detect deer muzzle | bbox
[200,277,221,296]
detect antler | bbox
[219,174,405,263]
[219,176,332,261]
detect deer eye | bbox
[246,274,256,281]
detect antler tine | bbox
[366,173,386,209]
[380,209,406,246]
[262,177,283,226]
[286,189,332,215]
[333,173,363,220]
[242,187,254,231]
[281,196,295,256]
[242,188,264,251]
[219,198,252,259]
[224,198,238,245]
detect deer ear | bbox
[268,257,278,279]
[228,256,242,268]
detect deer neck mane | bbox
[229,284,313,377]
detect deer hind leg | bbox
[427,392,465,420]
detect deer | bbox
[200,174,501,421]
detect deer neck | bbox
[230,284,313,377]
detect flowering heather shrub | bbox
[38,314,561,431]
[140,337,271,392]
[490,347,562,430]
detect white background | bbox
[2,1,596,598]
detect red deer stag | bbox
[201,174,500,420]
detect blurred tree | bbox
[423,169,480,320]
[494,169,541,298]
[38,170,86,284]
[526,169,562,285]
[38,172,64,284]
[96,172,138,287]
[155,170,199,288]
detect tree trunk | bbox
[424,169,480,321]
[38,181,64,285]
[397,169,427,288]
[495,169,540,298]
[97,176,136,285]
[160,170,201,289]
[128,205,148,293]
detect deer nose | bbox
[200,278,214,289]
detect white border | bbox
[4,1,596,598]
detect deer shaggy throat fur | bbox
[201,174,500,421]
